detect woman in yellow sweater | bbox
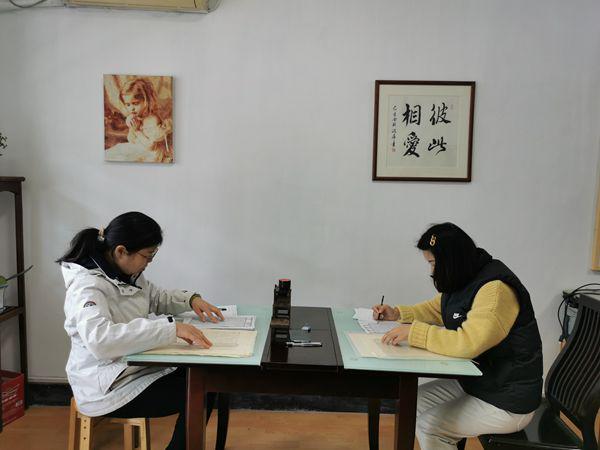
[373,222,543,450]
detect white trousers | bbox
[416,379,534,450]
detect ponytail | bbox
[56,212,163,265]
[56,228,106,263]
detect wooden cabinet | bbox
[0,177,28,432]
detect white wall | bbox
[0,0,599,382]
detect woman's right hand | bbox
[175,323,212,348]
[372,304,400,321]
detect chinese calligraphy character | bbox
[391,105,398,152]
[0,132,6,156]
[430,102,451,125]
[402,104,421,126]
[403,132,420,157]
[427,137,447,155]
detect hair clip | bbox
[429,234,437,246]
[97,227,105,242]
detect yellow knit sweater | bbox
[395,280,520,359]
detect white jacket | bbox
[62,262,194,416]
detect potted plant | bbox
[0,265,33,313]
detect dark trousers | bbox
[106,368,215,450]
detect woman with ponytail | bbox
[372,222,543,450]
[58,211,223,450]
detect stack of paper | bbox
[357,320,400,334]
[352,307,399,334]
[142,329,257,357]
[352,308,375,321]
[177,305,256,331]
[185,315,256,330]
[347,333,465,361]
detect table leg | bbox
[187,367,206,450]
[394,375,418,450]
[368,398,380,450]
[0,342,3,433]
[216,393,230,450]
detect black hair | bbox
[56,211,163,264]
[416,222,478,293]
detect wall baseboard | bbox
[29,383,73,406]
[29,382,397,413]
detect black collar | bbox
[79,252,139,287]
[474,247,493,273]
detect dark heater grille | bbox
[550,303,600,422]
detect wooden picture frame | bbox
[372,80,475,181]
[591,183,600,271]
[104,74,174,164]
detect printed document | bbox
[177,305,255,330]
[353,307,400,334]
[357,320,399,334]
[184,315,256,330]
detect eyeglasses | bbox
[136,248,158,262]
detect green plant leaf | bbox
[5,265,33,281]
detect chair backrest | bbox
[545,294,600,450]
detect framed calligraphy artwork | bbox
[372,80,475,181]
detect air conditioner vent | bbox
[64,0,220,13]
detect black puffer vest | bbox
[441,248,543,414]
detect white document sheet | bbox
[217,305,238,317]
[176,305,255,330]
[347,332,466,361]
[357,320,399,334]
[353,307,400,334]
[177,304,238,319]
[183,315,256,330]
[353,307,375,321]
[142,329,257,357]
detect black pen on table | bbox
[377,295,385,321]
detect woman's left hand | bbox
[191,296,225,323]
[381,324,411,346]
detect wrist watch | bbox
[189,293,202,308]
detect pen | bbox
[378,295,385,321]
[286,342,322,347]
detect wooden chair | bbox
[68,393,230,450]
[479,294,600,450]
[68,398,151,450]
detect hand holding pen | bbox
[372,297,400,321]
